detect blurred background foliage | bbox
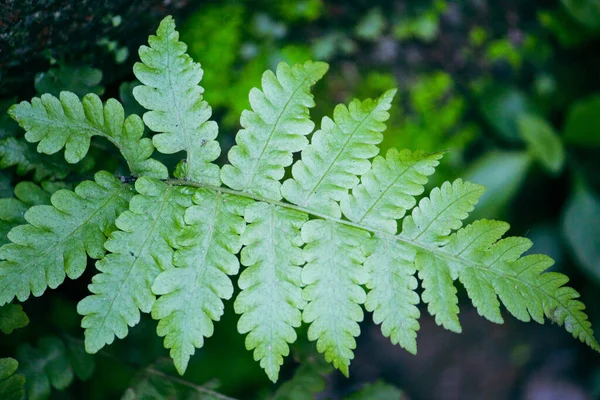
[1,0,600,398]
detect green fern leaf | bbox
[8,92,167,178]
[0,172,132,305]
[0,137,70,181]
[0,181,51,246]
[235,203,307,382]
[0,304,29,334]
[301,220,370,376]
[17,336,94,400]
[364,237,420,353]
[0,358,25,400]
[281,90,395,217]
[221,60,328,200]
[151,189,250,375]
[77,178,191,353]
[132,16,220,185]
[341,149,442,233]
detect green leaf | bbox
[8,92,167,178]
[345,380,403,400]
[271,355,332,400]
[517,114,565,174]
[151,190,250,375]
[133,16,220,184]
[464,151,531,220]
[0,304,29,334]
[401,179,485,245]
[341,148,441,234]
[0,137,70,181]
[562,186,600,283]
[302,221,370,376]
[0,181,51,246]
[235,203,307,382]
[561,0,600,29]
[0,358,25,400]
[78,178,191,353]
[281,89,395,217]
[479,86,535,141]
[35,66,104,97]
[17,336,94,400]
[0,171,133,305]
[364,237,420,353]
[564,94,600,146]
[221,60,328,200]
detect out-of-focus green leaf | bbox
[0,172,10,198]
[277,0,323,21]
[271,355,332,400]
[562,185,600,283]
[345,381,403,399]
[0,358,24,400]
[517,114,565,174]
[465,151,532,220]
[0,304,29,334]
[561,0,600,29]
[479,86,535,141]
[355,8,387,41]
[539,8,599,47]
[34,66,104,97]
[564,95,600,146]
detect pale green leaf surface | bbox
[0,181,51,246]
[235,202,307,382]
[401,179,485,245]
[0,171,132,305]
[0,358,24,400]
[301,220,370,376]
[8,92,167,178]
[77,178,191,353]
[282,90,395,217]
[151,190,250,375]
[364,236,419,353]
[221,61,328,200]
[132,16,220,184]
[341,148,441,233]
[0,304,29,334]
[416,252,461,332]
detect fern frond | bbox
[0,137,70,181]
[363,237,420,353]
[17,336,94,400]
[0,358,24,400]
[8,92,167,178]
[0,172,132,305]
[0,181,51,246]
[151,189,250,375]
[221,61,328,200]
[301,220,370,377]
[132,16,220,185]
[234,203,307,382]
[77,178,191,353]
[341,149,442,234]
[281,90,395,217]
[0,304,29,334]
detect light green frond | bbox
[0,358,24,400]
[282,90,396,217]
[0,172,132,305]
[151,190,251,375]
[221,61,328,200]
[341,148,442,233]
[301,220,370,376]
[234,203,307,382]
[8,93,167,179]
[132,16,220,184]
[416,252,461,332]
[401,179,485,245]
[77,178,191,354]
[364,236,419,354]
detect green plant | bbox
[1,16,598,396]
